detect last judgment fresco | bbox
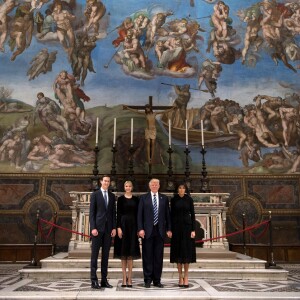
[0,0,299,174]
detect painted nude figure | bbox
[52,2,75,58]
[0,0,18,52]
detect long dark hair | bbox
[175,182,190,196]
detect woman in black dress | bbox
[114,181,140,287]
[170,183,196,288]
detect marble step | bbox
[19,252,288,281]
[40,257,266,270]
[68,247,237,259]
[19,266,288,281]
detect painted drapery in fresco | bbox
[0,0,299,174]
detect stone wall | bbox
[0,173,299,251]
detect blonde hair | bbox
[124,180,133,190]
[149,178,160,185]
[124,180,133,187]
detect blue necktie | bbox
[153,194,158,225]
[103,190,108,208]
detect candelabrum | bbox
[91,144,100,191]
[166,146,174,191]
[127,145,135,182]
[200,145,211,192]
[184,146,192,192]
[110,145,118,191]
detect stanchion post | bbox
[32,209,39,266]
[26,209,40,268]
[51,212,57,256]
[266,210,277,268]
[242,213,246,255]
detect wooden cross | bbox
[127,96,173,111]
[125,96,173,174]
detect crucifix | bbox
[123,96,174,172]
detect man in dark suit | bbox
[137,178,172,288]
[90,175,116,289]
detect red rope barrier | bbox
[46,225,54,240]
[37,220,47,239]
[40,218,91,238]
[248,222,270,240]
[39,218,270,245]
[164,220,270,246]
[37,219,55,241]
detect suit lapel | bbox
[146,193,153,210]
[158,193,163,216]
[100,190,107,210]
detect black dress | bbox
[170,194,196,264]
[114,195,141,259]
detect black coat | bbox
[89,189,116,234]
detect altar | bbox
[68,192,230,253]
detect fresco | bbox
[0,0,299,175]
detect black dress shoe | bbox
[153,283,164,288]
[91,281,102,289]
[144,282,151,288]
[101,279,113,288]
[183,284,189,288]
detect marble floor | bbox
[0,264,299,299]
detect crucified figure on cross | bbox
[123,96,174,165]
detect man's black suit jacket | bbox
[89,189,116,234]
[137,192,171,239]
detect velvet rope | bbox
[39,218,270,245]
[37,219,47,239]
[164,220,270,246]
[247,222,270,240]
[37,219,55,241]
[39,218,91,238]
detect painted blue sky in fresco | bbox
[0,0,299,109]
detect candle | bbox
[113,118,116,146]
[201,120,204,146]
[130,118,133,145]
[168,119,171,146]
[185,119,188,146]
[95,117,99,145]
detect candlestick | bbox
[95,117,99,145]
[113,118,116,146]
[184,146,192,191]
[127,144,135,182]
[201,120,204,146]
[168,119,171,146]
[185,119,188,146]
[200,145,210,192]
[110,143,117,191]
[130,118,133,145]
[91,144,100,191]
[166,145,174,191]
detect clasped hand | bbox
[138,230,172,239]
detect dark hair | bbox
[101,175,111,180]
[175,182,189,194]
